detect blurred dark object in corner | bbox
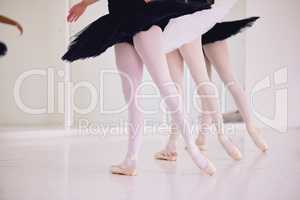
[0,41,7,57]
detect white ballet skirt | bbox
[162,0,238,53]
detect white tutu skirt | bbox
[162,0,237,53]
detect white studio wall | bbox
[245,0,300,129]
[0,0,67,127]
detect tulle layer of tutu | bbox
[202,17,259,45]
[62,0,213,62]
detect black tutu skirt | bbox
[62,0,214,62]
[0,41,7,57]
[202,17,259,45]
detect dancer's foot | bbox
[195,132,206,151]
[247,127,268,152]
[186,146,216,176]
[154,142,177,161]
[154,150,177,161]
[218,134,242,161]
[110,160,137,176]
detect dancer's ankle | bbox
[166,140,177,152]
[123,154,138,167]
[186,143,199,152]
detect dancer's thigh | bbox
[203,40,237,84]
[179,39,210,84]
[114,43,144,101]
[133,26,175,87]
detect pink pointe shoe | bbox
[248,127,269,152]
[186,147,216,176]
[154,150,178,161]
[110,163,137,176]
[218,134,242,161]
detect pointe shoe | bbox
[154,150,177,161]
[204,160,217,176]
[248,127,268,152]
[218,134,242,161]
[110,164,137,176]
[186,147,216,176]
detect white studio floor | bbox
[0,127,299,200]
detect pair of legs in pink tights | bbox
[111,26,216,176]
[155,40,268,162]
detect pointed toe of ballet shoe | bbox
[228,145,243,161]
[154,151,177,161]
[253,140,269,153]
[218,135,243,161]
[204,161,217,176]
[186,147,216,176]
[248,128,269,153]
[110,165,137,176]
[233,151,243,161]
[260,144,269,153]
[256,139,269,153]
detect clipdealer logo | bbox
[13,66,289,133]
[250,67,288,133]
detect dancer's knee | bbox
[225,80,240,89]
[196,82,219,97]
[225,80,235,86]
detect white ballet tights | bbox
[133,26,209,168]
[179,39,223,125]
[133,26,194,147]
[179,39,224,143]
[166,39,224,145]
[202,41,267,153]
[114,43,144,167]
[164,39,257,147]
[164,50,185,150]
[114,26,209,169]
[203,40,255,130]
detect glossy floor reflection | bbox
[0,128,299,200]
